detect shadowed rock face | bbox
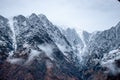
[0,16,13,54]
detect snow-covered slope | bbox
[8,13,79,67]
[101,48,120,75]
[0,14,120,80]
[81,22,120,69]
[62,28,84,49]
[60,28,86,60]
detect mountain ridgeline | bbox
[0,13,120,80]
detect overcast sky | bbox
[0,0,120,32]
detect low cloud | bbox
[38,43,54,58]
[7,57,25,65]
[7,43,55,65]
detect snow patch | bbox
[76,30,86,48]
[9,18,17,51]
[0,40,6,46]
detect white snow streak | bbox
[9,18,17,51]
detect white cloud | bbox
[25,49,41,64]
[7,57,25,64]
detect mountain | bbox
[0,13,120,80]
[0,14,82,80]
[83,22,120,66]
[60,22,120,80]
[78,22,120,80]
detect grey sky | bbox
[0,0,120,32]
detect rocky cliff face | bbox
[0,15,13,54]
[0,15,13,64]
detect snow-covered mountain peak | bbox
[76,29,90,48]
[28,13,49,25]
[116,21,120,28]
[38,14,47,20]
[0,15,8,25]
[64,28,83,47]
[13,15,26,23]
[29,13,39,20]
